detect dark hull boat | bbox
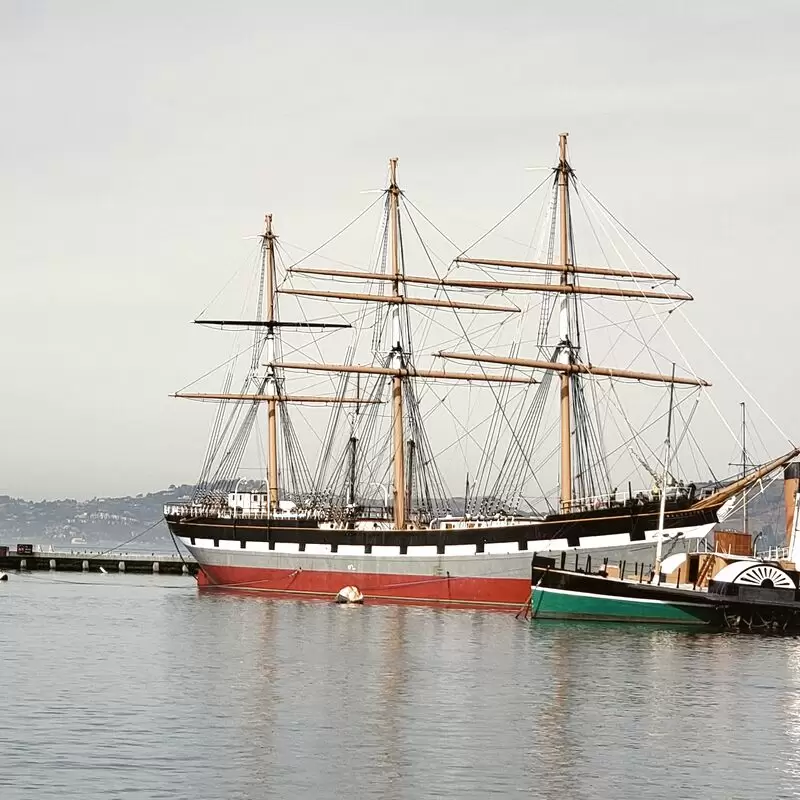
[530,467,800,630]
[531,557,800,631]
[531,558,720,625]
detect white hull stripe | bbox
[183,521,714,558]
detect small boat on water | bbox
[531,555,800,630]
[530,464,800,631]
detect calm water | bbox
[2,573,800,799]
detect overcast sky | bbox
[2,0,799,500]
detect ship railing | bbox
[429,515,530,529]
[164,504,219,518]
[561,491,628,513]
[757,546,790,561]
[563,484,694,513]
[163,503,324,521]
[562,492,620,513]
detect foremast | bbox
[173,215,366,508]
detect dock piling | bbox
[1,550,197,575]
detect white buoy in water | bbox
[335,585,364,604]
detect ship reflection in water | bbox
[2,575,798,799]
[782,647,800,795]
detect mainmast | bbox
[273,158,540,521]
[263,214,279,509]
[557,133,573,512]
[389,158,406,529]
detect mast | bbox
[389,158,406,529]
[263,214,279,510]
[406,439,415,520]
[557,133,573,511]
[654,364,676,584]
[348,376,360,506]
[741,401,748,534]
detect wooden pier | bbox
[0,546,198,576]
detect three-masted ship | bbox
[164,134,798,608]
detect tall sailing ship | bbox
[164,134,798,608]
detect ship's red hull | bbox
[195,563,530,609]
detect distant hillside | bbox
[0,485,194,547]
[0,479,791,549]
[721,479,787,548]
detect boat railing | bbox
[429,515,530,530]
[563,484,695,513]
[758,546,790,561]
[163,503,324,521]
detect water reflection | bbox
[375,606,409,800]
[3,578,800,799]
[528,625,582,799]
[782,644,800,796]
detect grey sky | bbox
[2,0,799,499]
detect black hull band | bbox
[531,564,719,605]
[165,504,719,551]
